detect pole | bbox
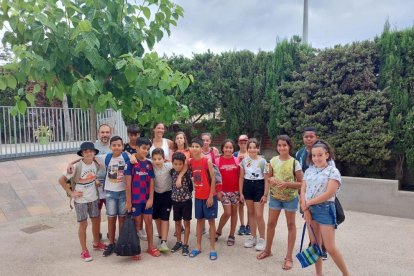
[303,0,308,44]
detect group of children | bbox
[59,124,349,276]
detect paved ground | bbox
[1,154,414,275]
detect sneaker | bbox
[92,241,107,251]
[245,225,251,235]
[244,236,257,248]
[81,249,93,262]
[238,225,246,236]
[182,244,189,256]
[158,241,170,253]
[321,249,328,260]
[255,238,265,251]
[137,229,148,241]
[103,243,114,257]
[171,242,183,253]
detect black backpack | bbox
[115,215,141,256]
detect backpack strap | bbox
[121,152,130,164]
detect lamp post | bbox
[303,0,308,44]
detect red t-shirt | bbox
[190,157,216,199]
[216,156,240,192]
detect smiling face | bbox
[201,134,211,150]
[238,135,248,151]
[98,125,111,144]
[311,146,330,168]
[190,142,202,158]
[172,159,185,173]
[136,144,150,160]
[303,131,318,149]
[276,139,290,157]
[222,141,234,157]
[81,149,95,161]
[110,139,123,156]
[247,142,259,158]
[153,123,165,139]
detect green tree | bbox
[0,0,191,126]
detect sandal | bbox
[146,247,161,257]
[189,249,202,258]
[282,258,293,270]
[209,251,218,260]
[256,251,272,260]
[214,232,221,242]
[227,236,235,246]
[131,255,141,261]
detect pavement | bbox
[1,154,414,275]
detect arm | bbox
[260,165,272,204]
[206,159,216,207]
[58,175,82,198]
[239,166,245,203]
[277,170,303,189]
[66,158,82,174]
[125,175,132,212]
[300,180,312,224]
[305,179,339,208]
[176,162,188,187]
[146,178,155,209]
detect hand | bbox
[304,210,312,225]
[95,180,101,187]
[70,190,83,198]
[176,176,182,188]
[269,177,277,186]
[125,201,132,213]
[239,194,245,204]
[129,154,137,164]
[276,181,288,189]
[300,200,307,212]
[260,194,268,204]
[217,191,222,201]
[67,164,74,174]
[145,198,153,209]
[206,196,213,208]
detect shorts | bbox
[310,201,337,228]
[153,191,172,221]
[195,196,218,220]
[98,199,106,210]
[269,196,299,212]
[74,200,100,222]
[220,191,240,205]
[131,203,153,217]
[172,199,192,221]
[105,190,127,217]
[243,179,265,202]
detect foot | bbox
[256,251,272,260]
[255,238,266,251]
[245,225,251,235]
[214,232,221,242]
[282,258,293,270]
[244,236,257,248]
[171,242,183,253]
[238,225,246,235]
[92,241,107,251]
[227,235,235,246]
[131,255,141,261]
[137,229,148,241]
[182,244,189,256]
[81,249,93,262]
[209,251,218,261]
[321,248,328,260]
[158,241,170,253]
[102,244,114,257]
[147,247,161,257]
[189,249,202,258]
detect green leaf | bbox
[115,59,128,70]
[33,84,41,93]
[10,106,18,116]
[178,79,189,92]
[97,94,108,107]
[146,33,155,50]
[138,113,150,125]
[17,100,27,114]
[6,75,17,89]
[159,80,169,90]
[125,64,137,83]
[142,7,151,20]
[0,77,6,90]
[84,81,95,96]
[26,93,36,106]
[78,20,92,32]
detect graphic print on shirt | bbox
[108,160,126,183]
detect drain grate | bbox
[20,224,53,234]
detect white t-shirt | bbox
[94,141,111,199]
[149,138,171,160]
[154,163,173,193]
[304,165,341,202]
[240,156,267,180]
[63,160,98,203]
[104,154,128,192]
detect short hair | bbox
[275,135,295,156]
[307,139,335,165]
[151,148,165,158]
[247,138,260,149]
[172,152,186,163]
[191,137,204,147]
[303,126,318,135]
[110,135,123,144]
[136,137,152,147]
[98,124,111,133]
[221,139,236,153]
[127,124,141,134]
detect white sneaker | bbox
[137,229,148,241]
[158,241,169,253]
[244,236,257,248]
[255,238,266,251]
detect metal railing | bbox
[0,106,127,160]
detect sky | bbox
[154,0,414,57]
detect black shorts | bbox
[172,199,192,221]
[153,191,172,221]
[243,179,265,202]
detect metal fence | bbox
[0,106,127,160]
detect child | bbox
[189,137,218,260]
[58,142,107,262]
[215,139,240,246]
[257,135,303,271]
[173,131,191,161]
[296,127,319,172]
[151,148,173,252]
[102,136,131,257]
[239,138,267,251]
[301,140,349,276]
[125,137,160,259]
[170,152,193,256]
[201,132,217,164]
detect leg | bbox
[107,216,117,244]
[238,202,245,226]
[155,219,162,238]
[283,211,297,270]
[245,200,256,237]
[161,220,169,241]
[143,214,154,249]
[320,225,349,276]
[254,202,265,238]
[208,219,216,251]
[257,209,280,259]
[175,220,182,243]
[78,220,88,251]
[309,221,323,276]
[216,204,231,235]
[118,215,125,237]
[91,217,101,245]
[196,219,204,251]
[183,220,191,245]
[229,204,238,237]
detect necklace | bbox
[316,166,329,174]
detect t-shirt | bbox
[154,163,173,193]
[240,156,267,180]
[202,148,216,164]
[268,156,302,201]
[104,154,130,192]
[63,160,98,204]
[149,138,171,160]
[174,149,191,161]
[124,143,137,155]
[94,141,111,199]
[304,165,341,202]
[296,147,336,173]
[171,169,193,202]
[216,156,240,192]
[126,159,155,204]
[190,157,216,199]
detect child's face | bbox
[222,142,234,157]
[175,134,185,147]
[303,131,318,148]
[127,132,140,144]
[172,159,184,172]
[191,142,202,157]
[248,143,259,156]
[110,140,123,156]
[136,144,150,159]
[152,153,164,167]
[276,139,290,156]
[201,135,211,149]
[81,149,95,159]
[311,146,329,168]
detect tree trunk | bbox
[62,95,73,141]
[90,106,97,142]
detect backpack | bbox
[104,152,130,189]
[115,214,141,256]
[66,159,100,209]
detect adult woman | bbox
[149,122,174,161]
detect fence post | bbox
[90,106,97,142]
[62,95,73,141]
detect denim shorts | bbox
[268,196,299,212]
[309,201,337,228]
[105,190,127,217]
